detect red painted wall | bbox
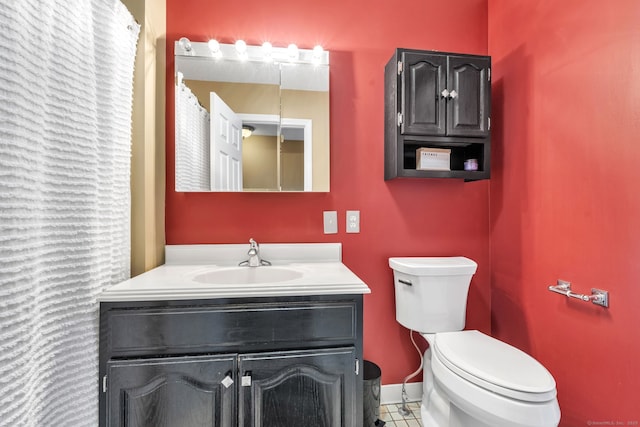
[488,1,640,425]
[166,0,490,385]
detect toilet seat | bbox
[433,330,557,403]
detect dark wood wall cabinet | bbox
[385,48,492,181]
[99,294,363,427]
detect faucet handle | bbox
[241,238,270,267]
[247,238,259,258]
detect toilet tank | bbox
[390,257,477,333]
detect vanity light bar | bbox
[175,38,329,66]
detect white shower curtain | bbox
[175,79,211,191]
[0,1,139,426]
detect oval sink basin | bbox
[192,267,304,285]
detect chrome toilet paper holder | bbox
[548,280,609,308]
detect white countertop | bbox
[99,243,371,302]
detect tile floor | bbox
[378,401,423,427]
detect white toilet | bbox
[389,257,561,427]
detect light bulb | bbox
[235,39,247,58]
[312,45,324,63]
[208,39,220,56]
[262,41,273,61]
[178,37,192,52]
[287,43,299,61]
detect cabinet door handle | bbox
[441,89,450,99]
[241,371,252,387]
[449,90,458,99]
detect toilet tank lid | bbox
[389,257,477,276]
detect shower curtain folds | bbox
[0,1,139,426]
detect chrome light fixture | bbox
[175,39,329,66]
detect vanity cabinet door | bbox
[106,355,235,427]
[238,347,357,427]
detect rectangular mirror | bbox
[174,40,330,192]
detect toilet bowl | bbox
[424,331,560,427]
[390,257,560,427]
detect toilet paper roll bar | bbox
[548,280,609,308]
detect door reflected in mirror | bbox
[174,41,329,192]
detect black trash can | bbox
[363,360,384,426]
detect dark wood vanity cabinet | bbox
[385,48,491,181]
[99,295,363,427]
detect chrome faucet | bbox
[239,238,271,267]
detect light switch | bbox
[323,211,338,234]
[346,210,360,233]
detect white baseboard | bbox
[380,382,423,405]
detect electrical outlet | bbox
[323,211,338,234]
[346,210,360,233]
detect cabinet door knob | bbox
[221,373,234,388]
[449,90,458,99]
[441,89,450,99]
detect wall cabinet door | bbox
[446,55,491,137]
[106,355,235,427]
[238,347,357,427]
[400,52,490,138]
[401,52,447,136]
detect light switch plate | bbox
[323,211,338,234]
[346,210,360,233]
